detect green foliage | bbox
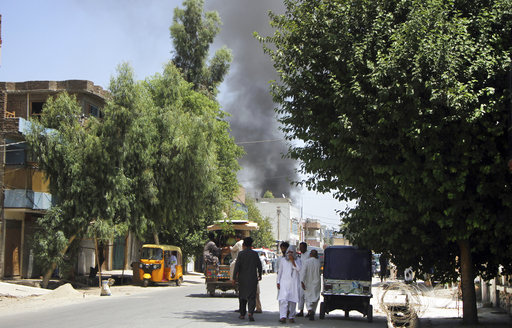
[170,0,232,96]
[263,190,275,198]
[261,0,512,318]
[25,61,242,276]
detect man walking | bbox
[277,245,301,323]
[233,237,262,322]
[296,242,310,316]
[300,249,321,320]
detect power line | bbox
[236,138,284,145]
[238,175,292,183]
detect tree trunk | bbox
[458,239,478,324]
[41,234,77,288]
[94,238,102,288]
[153,230,159,245]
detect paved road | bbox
[0,274,510,328]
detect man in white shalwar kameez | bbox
[300,250,321,320]
[276,245,301,323]
[296,242,310,317]
[229,234,244,281]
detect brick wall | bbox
[0,80,108,135]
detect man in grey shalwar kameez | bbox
[233,237,262,322]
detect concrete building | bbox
[0,80,111,279]
[302,218,323,248]
[254,197,301,250]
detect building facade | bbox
[0,80,109,279]
[302,218,323,248]
[254,197,301,250]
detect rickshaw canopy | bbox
[323,246,372,281]
[141,244,182,255]
[207,220,258,231]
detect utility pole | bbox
[276,206,281,242]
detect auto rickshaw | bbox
[138,244,183,287]
[319,246,373,322]
[205,220,258,296]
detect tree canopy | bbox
[260,0,512,323]
[170,0,232,96]
[26,61,242,280]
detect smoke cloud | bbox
[206,0,300,200]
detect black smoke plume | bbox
[206,0,299,199]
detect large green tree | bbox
[170,0,232,96]
[165,0,243,260]
[25,92,130,287]
[26,61,242,281]
[144,62,241,261]
[260,0,512,324]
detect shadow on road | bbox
[180,309,388,326]
[186,292,238,298]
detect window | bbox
[31,102,44,116]
[90,105,103,118]
[5,139,26,165]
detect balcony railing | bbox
[4,189,53,210]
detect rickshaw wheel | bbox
[344,310,349,318]
[142,279,149,287]
[319,302,325,319]
[176,277,183,286]
[367,304,373,323]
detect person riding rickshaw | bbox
[137,244,184,287]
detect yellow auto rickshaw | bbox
[138,244,183,287]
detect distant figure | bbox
[280,242,290,257]
[277,245,301,323]
[379,253,389,282]
[297,241,309,317]
[204,232,221,266]
[234,237,262,322]
[259,252,267,274]
[229,233,244,280]
[300,250,321,320]
[170,251,178,278]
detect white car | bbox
[253,248,274,273]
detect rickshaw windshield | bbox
[141,247,163,260]
[324,247,372,281]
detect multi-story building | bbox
[0,80,108,279]
[302,218,323,248]
[254,197,301,251]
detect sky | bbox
[0,0,353,229]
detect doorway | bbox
[4,220,22,277]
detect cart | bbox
[205,220,258,296]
